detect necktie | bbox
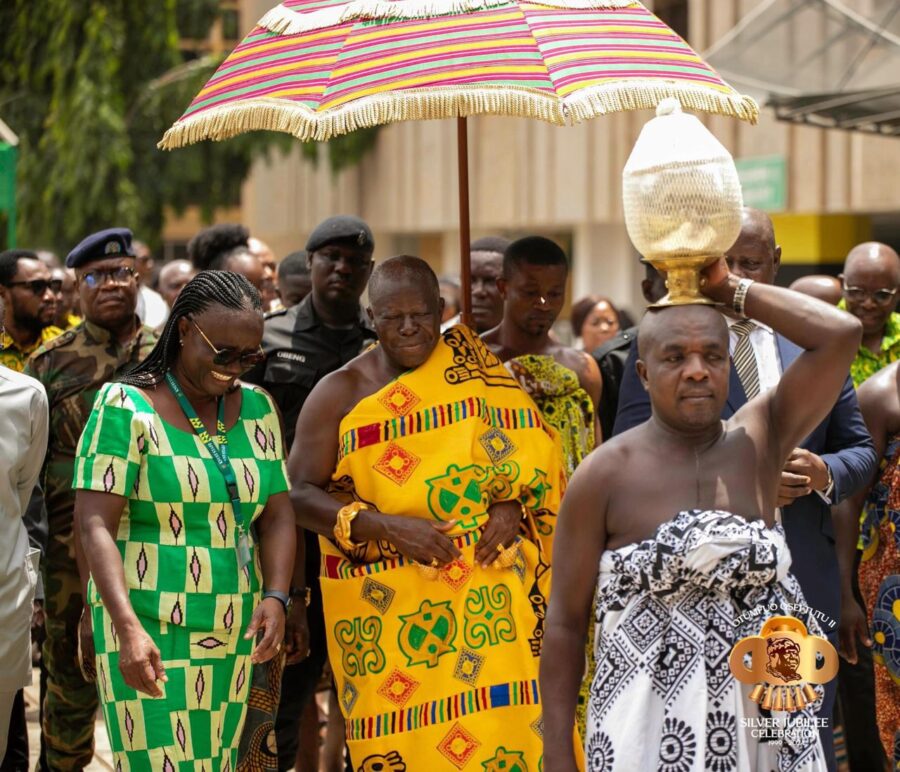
[731,319,760,400]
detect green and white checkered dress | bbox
[74,382,288,771]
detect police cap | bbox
[66,227,136,269]
[305,216,374,254]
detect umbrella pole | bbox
[457,116,472,327]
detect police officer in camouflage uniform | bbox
[25,228,158,771]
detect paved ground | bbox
[23,669,114,771]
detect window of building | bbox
[221,4,240,44]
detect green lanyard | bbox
[165,372,253,568]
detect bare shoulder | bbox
[569,426,633,487]
[554,346,601,394]
[309,350,383,416]
[550,345,588,374]
[480,327,502,353]
[858,362,900,425]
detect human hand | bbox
[777,449,829,505]
[784,448,830,491]
[78,606,96,682]
[384,515,461,567]
[32,600,45,633]
[698,257,734,304]
[246,597,286,664]
[838,595,872,665]
[475,501,522,567]
[118,625,167,697]
[283,602,310,666]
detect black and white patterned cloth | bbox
[586,510,826,772]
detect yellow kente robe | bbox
[320,325,573,770]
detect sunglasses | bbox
[842,285,899,305]
[191,320,265,370]
[81,266,136,289]
[5,279,63,295]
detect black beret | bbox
[66,227,136,269]
[305,216,374,254]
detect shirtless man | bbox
[289,256,565,768]
[542,259,861,771]
[482,236,602,454]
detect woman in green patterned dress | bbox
[74,271,296,771]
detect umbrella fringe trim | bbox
[160,90,571,148]
[159,82,757,150]
[566,81,759,125]
[258,0,640,35]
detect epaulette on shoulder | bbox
[264,307,289,321]
[41,328,77,353]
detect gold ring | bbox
[415,560,441,580]
[496,544,504,553]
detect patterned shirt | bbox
[839,300,900,387]
[61,313,82,331]
[24,319,158,538]
[0,326,64,373]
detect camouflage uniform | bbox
[0,325,64,373]
[25,319,157,771]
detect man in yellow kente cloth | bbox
[290,255,578,770]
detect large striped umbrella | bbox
[161,0,756,321]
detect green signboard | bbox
[735,155,787,212]
[0,142,17,248]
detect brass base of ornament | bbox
[647,255,720,308]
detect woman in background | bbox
[570,295,621,352]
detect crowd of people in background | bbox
[1,210,900,771]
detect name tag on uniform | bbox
[276,351,306,363]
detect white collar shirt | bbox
[726,316,782,393]
[0,365,48,689]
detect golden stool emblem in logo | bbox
[728,616,838,712]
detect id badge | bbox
[236,530,253,569]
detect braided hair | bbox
[121,270,262,388]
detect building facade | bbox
[232,0,900,315]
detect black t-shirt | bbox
[242,295,377,450]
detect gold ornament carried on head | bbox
[623,99,744,308]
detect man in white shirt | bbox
[0,301,49,758]
[133,240,169,328]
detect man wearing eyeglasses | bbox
[24,227,158,771]
[0,249,63,372]
[241,215,376,772]
[838,242,900,389]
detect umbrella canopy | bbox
[160,0,756,322]
[160,0,757,149]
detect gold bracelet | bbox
[333,501,369,551]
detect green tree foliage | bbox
[0,1,378,253]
